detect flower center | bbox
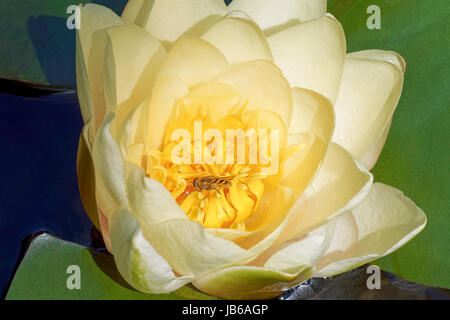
[126,96,295,230]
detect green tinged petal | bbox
[109,208,194,294]
[193,265,313,300]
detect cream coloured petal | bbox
[289,87,335,140]
[193,265,313,300]
[182,82,242,123]
[115,96,152,157]
[122,0,227,45]
[121,0,149,24]
[279,87,335,197]
[125,162,188,225]
[109,207,194,293]
[268,14,346,104]
[104,24,167,138]
[361,119,392,170]
[347,49,406,72]
[77,120,99,230]
[243,108,288,148]
[280,132,327,199]
[201,16,273,63]
[76,34,94,126]
[141,219,256,277]
[315,183,427,277]
[298,143,372,232]
[332,50,405,170]
[228,0,327,35]
[215,60,293,126]
[262,222,335,271]
[206,228,250,241]
[146,73,189,150]
[235,186,298,253]
[116,73,189,154]
[77,4,124,129]
[92,113,128,217]
[278,143,372,245]
[156,36,229,87]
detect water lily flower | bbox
[76,0,427,299]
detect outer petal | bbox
[215,60,293,126]
[193,265,313,300]
[76,120,100,230]
[228,0,327,35]
[332,50,405,170]
[315,183,427,277]
[104,24,167,138]
[156,36,229,87]
[201,16,273,64]
[361,119,392,171]
[115,96,151,157]
[125,163,188,225]
[109,207,194,294]
[268,14,346,104]
[141,219,256,277]
[121,0,149,24]
[122,0,227,45]
[76,4,123,129]
[261,222,335,271]
[92,113,128,217]
[277,143,373,246]
[76,35,94,126]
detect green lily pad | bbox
[328,0,450,289]
[6,233,215,300]
[0,0,127,88]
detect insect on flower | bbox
[191,175,234,192]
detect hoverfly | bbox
[191,175,235,192]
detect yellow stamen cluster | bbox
[129,100,295,230]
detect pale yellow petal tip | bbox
[201,15,273,63]
[325,12,338,21]
[314,183,427,278]
[348,49,406,73]
[80,2,123,21]
[228,0,327,34]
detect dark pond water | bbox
[0,81,93,297]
